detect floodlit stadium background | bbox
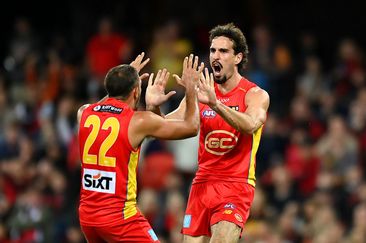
[0,0,365,242]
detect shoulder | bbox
[79,104,90,111]
[131,111,162,127]
[129,111,166,137]
[247,86,269,98]
[245,87,270,107]
[240,77,257,88]
[132,110,155,120]
[77,104,91,122]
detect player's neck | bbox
[112,95,135,108]
[217,72,242,95]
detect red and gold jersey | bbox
[78,98,139,226]
[194,78,263,187]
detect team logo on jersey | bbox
[202,109,216,118]
[204,130,238,155]
[83,168,116,194]
[93,105,123,114]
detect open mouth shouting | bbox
[212,61,223,77]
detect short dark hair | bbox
[104,64,139,99]
[209,23,249,70]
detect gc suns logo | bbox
[204,130,238,155]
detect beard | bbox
[214,75,227,84]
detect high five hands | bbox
[145,54,205,108]
[131,52,215,107]
[173,54,205,89]
[198,68,217,107]
[145,69,176,107]
[130,52,150,81]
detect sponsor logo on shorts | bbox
[223,210,233,215]
[224,203,236,209]
[93,105,123,114]
[204,130,238,155]
[83,168,116,194]
[235,213,243,222]
[202,109,216,118]
[183,215,192,228]
[148,229,158,241]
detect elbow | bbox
[185,120,199,137]
[248,123,257,134]
[188,122,200,137]
[240,122,257,135]
[192,117,200,134]
[193,123,200,135]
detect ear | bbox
[235,53,243,65]
[133,86,139,99]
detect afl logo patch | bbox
[202,109,216,118]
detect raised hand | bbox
[145,69,176,107]
[173,54,204,89]
[130,52,150,80]
[198,68,217,107]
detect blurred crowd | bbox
[0,14,365,243]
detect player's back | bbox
[78,97,139,227]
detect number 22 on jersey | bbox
[82,115,120,167]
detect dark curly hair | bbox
[209,23,249,70]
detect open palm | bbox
[172,55,205,89]
[130,52,150,80]
[198,68,217,106]
[145,69,176,107]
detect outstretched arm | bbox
[164,96,186,119]
[129,54,204,148]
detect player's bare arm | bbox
[198,69,270,134]
[164,96,186,120]
[129,54,204,148]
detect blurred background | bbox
[0,0,366,242]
